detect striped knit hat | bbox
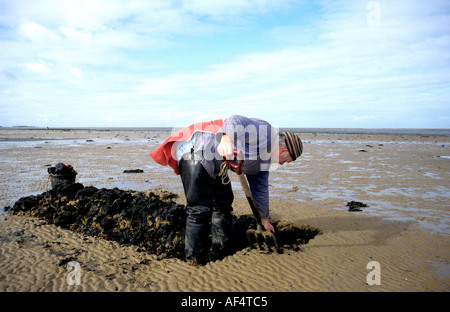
[283,132,303,161]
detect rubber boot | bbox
[211,174,234,260]
[211,210,233,260]
[185,206,211,265]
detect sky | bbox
[0,0,449,128]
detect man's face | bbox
[278,146,293,165]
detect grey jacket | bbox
[190,115,278,219]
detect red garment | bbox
[149,119,224,175]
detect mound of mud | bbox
[5,183,322,263]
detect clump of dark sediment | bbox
[346,200,368,212]
[5,183,322,263]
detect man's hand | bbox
[217,134,234,159]
[261,218,275,233]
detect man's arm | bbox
[246,171,275,233]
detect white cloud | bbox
[59,26,92,44]
[70,67,82,78]
[26,62,53,73]
[19,22,60,42]
[59,0,107,31]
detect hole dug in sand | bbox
[5,183,322,264]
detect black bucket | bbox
[48,163,77,190]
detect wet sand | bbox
[0,128,449,292]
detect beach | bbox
[0,128,449,292]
